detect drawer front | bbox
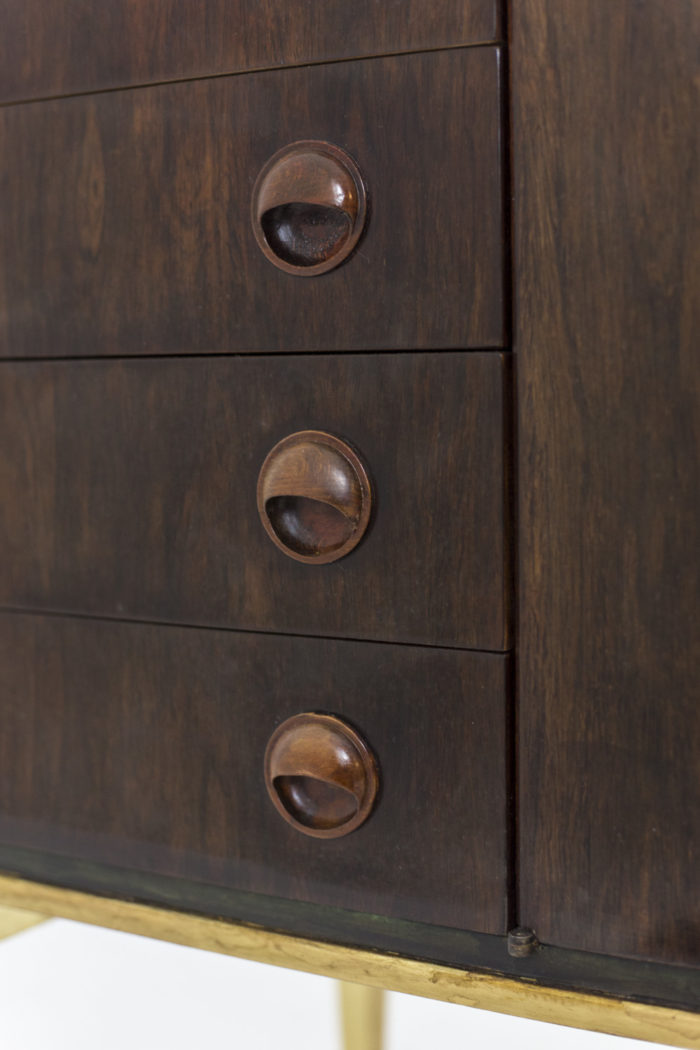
[0,48,506,358]
[0,353,511,650]
[0,614,510,934]
[0,1,502,103]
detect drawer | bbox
[0,613,509,934]
[0,353,511,651]
[0,47,506,358]
[0,1,502,103]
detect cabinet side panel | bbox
[513,0,700,965]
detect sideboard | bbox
[0,0,698,1045]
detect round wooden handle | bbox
[264,713,379,838]
[251,141,367,275]
[257,430,372,564]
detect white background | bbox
[0,920,670,1049]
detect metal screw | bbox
[507,927,539,958]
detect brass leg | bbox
[0,904,46,940]
[338,981,384,1050]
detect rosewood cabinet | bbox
[0,0,698,1045]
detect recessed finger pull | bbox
[251,141,367,275]
[257,430,372,564]
[264,713,379,838]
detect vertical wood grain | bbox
[514,0,700,966]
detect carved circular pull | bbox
[264,713,379,838]
[257,430,372,564]
[251,141,367,275]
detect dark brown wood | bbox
[0,0,502,104]
[514,0,700,967]
[264,713,379,838]
[0,48,506,357]
[0,353,512,651]
[257,431,373,564]
[252,142,367,276]
[0,612,510,933]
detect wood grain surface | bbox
[0,353,512,651]
[513,0,700,966]
[0,0,502,103]
[0,48,506,357]
[0,613,510,934]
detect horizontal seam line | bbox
[0,606,513,656]
[0,348,513,364]
[0,39,503,108]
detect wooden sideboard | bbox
[0,0,698,1044]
